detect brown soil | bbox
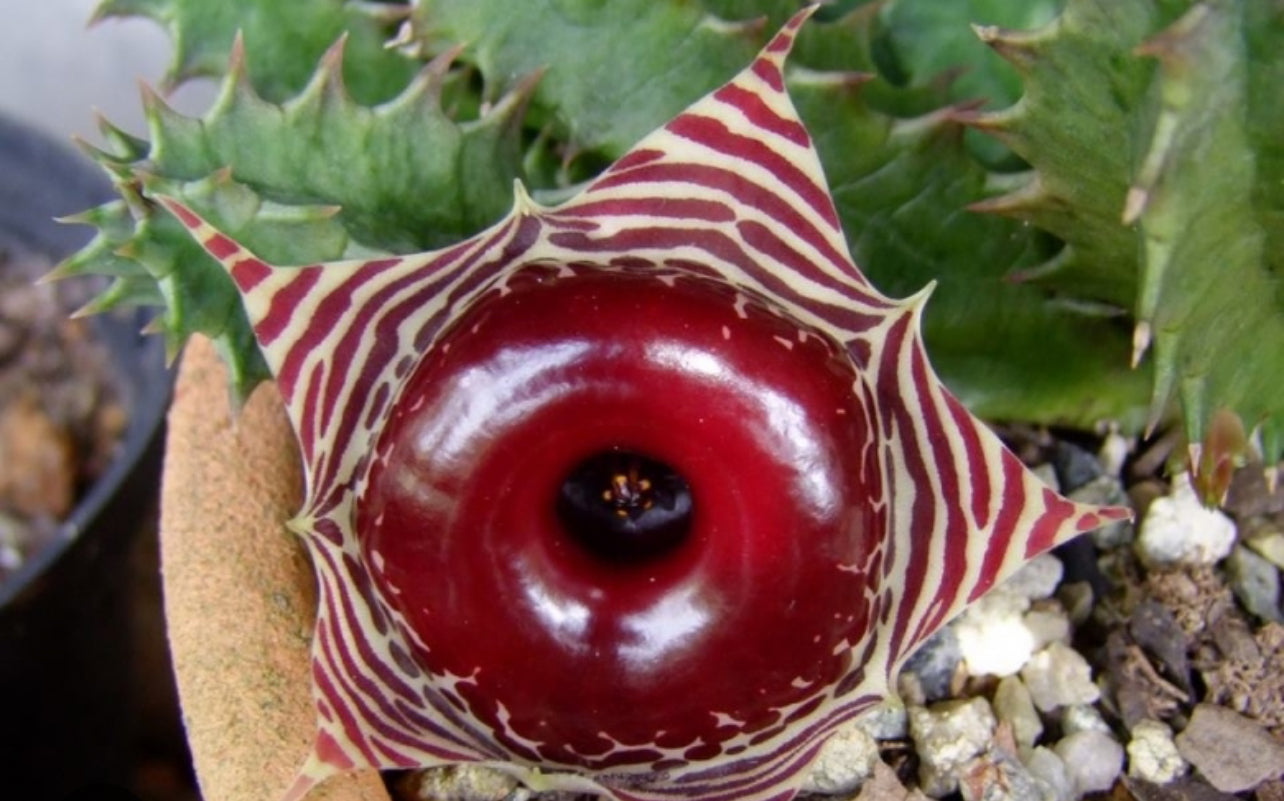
[0,246,125,582]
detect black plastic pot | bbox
[0,114,171,798]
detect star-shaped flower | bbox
[162,8,1127,800]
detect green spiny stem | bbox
[63,0,1283,467]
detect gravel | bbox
[1020,642,1100,713]
[1136,473,1237,567]
[1126,719,1186,784]
[1053,730,1124,795]
[0,247,125,584]
[1175,703,1284,792]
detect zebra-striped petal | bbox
[161,8,1128,801]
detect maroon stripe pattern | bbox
[162,8,1128,801]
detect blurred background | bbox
[0,0,215,144]
[0,2,213,799]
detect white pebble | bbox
[956,590,1035,678]
[1127,719,1186,784]
[1227,545,1284,624]
[1023,747,1076,801]
[802,722,879,794]
[1032,463,1061,491]
[1136,473,1236,567]
[1023,607,1072,650]
[401,764,518,800]
[993,676,1043,749]
[855,699,908,740]
[1057,582,1094,627]
[909,697,998,797]
[1247,524,1284,570]
[1060,703,1111,737]
[1005,553,1065,601]
[0,543,19,570]
[1021,642,1100,712]
[1054,730,1124,795]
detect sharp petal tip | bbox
[1131,320,1152,368]
[1122,186,1148,225]
[511,180,543,216]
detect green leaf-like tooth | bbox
[346,0,412,25]
[405,0,1154,429]
[70,274,165,317]
[1128,0,1284,465]
[788,72,1152,430]
[974,0,1283,463]
[966,0,1197,311]
[140,84,203,166]
[63,18,531,402]
[292,34,353,113]
[77,0,1235,434]
[412,0,763,158]
[93,112,151,161]
[970,23,1042,74]
[94,0,416,103]
[90,0,165,24]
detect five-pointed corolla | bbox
[162,9,1128,801]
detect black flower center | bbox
[556,450,693,562]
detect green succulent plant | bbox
[63,0,1283,481]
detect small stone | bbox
[1176,703,1284,792]
[0,540,19,570]
[1127,599,1194,696]
[1051,440,1103,494]
[1246,520,1284,571]
[903,627,963,702]
[959,747,1051,801]
[909,697,998,797]
[1023,747,1075,801]
[1259,779,1284,801]
[1209,612,1261,663]
[1070,475,1133,548]
[1225,462,1284,519]
[993,676,1043,749]
[1057,581,1094,628]
[398,764,519,800]
[957,590,1036,678]
[1136,473,1237,568]
[1021,642,1100,712]
[1060,703,1112,737]
[1127,719,1186,784]
[1128,480,1168,524]
[1023,607,1072,650]
[1007,554,1065,602]
[1032,463,1061,492]
[1053,730,1124,795]
[855,761,933,801]
[802,722,880,794]
[856,699,909,741]
[1227,545,1284,624]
